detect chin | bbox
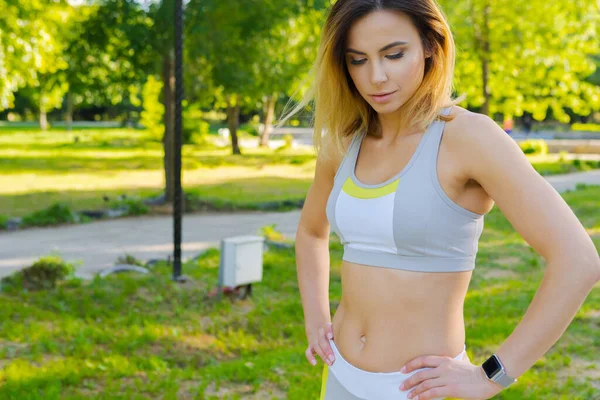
[370,101,402,114]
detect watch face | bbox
[482,355,502,378]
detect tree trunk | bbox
[162,50,176,204]
[480,1,491,116]
[481,0,491,116]
[227,95,241,155]
[39,88,48,131]
[259,93,277,147]
[473,0,491,116]
[40,109,48,131]
[65,91,73,132]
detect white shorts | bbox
[320,338,467,400]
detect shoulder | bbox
[442,106,516,164]
[443,106,504,147]
[443,106,537,186]
[317,133,356,178]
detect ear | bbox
[421,39,432,58]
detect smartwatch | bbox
[481,354,517,388]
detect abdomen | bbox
[331,261,472,373]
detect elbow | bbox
[295,228,330,256]
[549,249,600,284]
[296,224,330,242]
[591,258,600,283]
[581,251,600,283]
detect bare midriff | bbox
[331,260,473,372]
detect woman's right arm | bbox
[296,141,346,367]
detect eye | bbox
[349,51,405,66]
[386,51,405,59]
[350,59,367,65]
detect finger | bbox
[312,338,330,366]
[325,322,334,340]
[402,356,448,374]
[410,384,453,400]
[317,327,335,365]
[400,368,439,391]
[305,345,318,366]
[406,377,444,399]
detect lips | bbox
[370,90,397,103]
[371,91,396,96]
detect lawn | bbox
[0,127,315,218]
[0,127,597,220]
[0,185,599,399]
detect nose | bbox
[370,61,388,85]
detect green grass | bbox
[0,185,599,398]
[0,127,597,220]
[529,158,600,176]
[0,127,315,218]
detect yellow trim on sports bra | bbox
[341,177,399,199]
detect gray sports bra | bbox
[325,106,485,273]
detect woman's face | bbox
[345,10,429,115]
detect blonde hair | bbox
[278,0,466,162]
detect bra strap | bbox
[418,106,453,168]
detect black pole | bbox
[173,0,184,281]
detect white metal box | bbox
[219,235,265,287]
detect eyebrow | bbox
[346,41,409,55]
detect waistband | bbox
[329,338,467,378]
[343,247,476,273]
[327,338,467,399]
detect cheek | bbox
[348,68,368,93]
[390,56,424,81]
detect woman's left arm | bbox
[399,112,600,400]
[461,114,600,384]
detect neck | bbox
[375,110,421,142]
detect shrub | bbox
[1,256,76,292]
[558,150,569,163]
[519,139,548,155]
[140,75,164,142]
[571,123,600,132]
[183,101,211,145]
[259,223,286,241]
[284,134,294,147]
[109,197,149,216]
[244,115,261,137]
[188,120,211,145]
[115,254,145,267]
[0,214,8,230]
[21,203,76,227]
[275,134,295,153]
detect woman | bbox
[282,1,600,399]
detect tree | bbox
[148,0,179,202]
[65,0,154,128]
[21,2,71,129]
[186,0,325,154]
[254,6,326,147]
[0,0,69,112]
[442,0,600,122]
[82,0,178,203]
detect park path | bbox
[1,170,599,280]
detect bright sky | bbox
[67,0,160,10]
[67,0,160,4]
